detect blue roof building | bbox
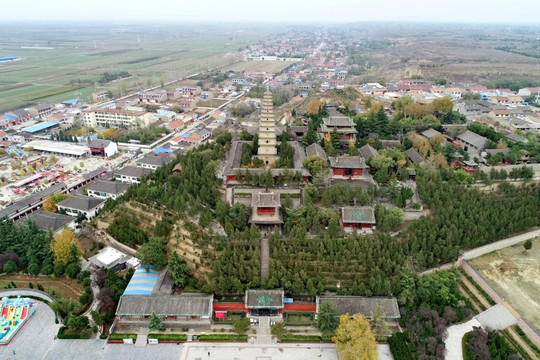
[22,121,59,133]
[123,265,159,295]
[153,147,173,154]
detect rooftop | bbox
[306,143,327,161]
[15,208,73,232]
[25,140,90,156]
[251,192,281,207]
[88,139,112,148]
[245,289,284,309]
[329,156,368,169]
[114,166,154,178]
[359,144,379,161]
[406,147,425,164]
[57,193,105,212]
[316,296,400,319]
[456,130,488,149]
[341,206,376,224]
[85,180,129,195]
[22,121,59,134]
[123,265,159,296]
[89,246,130,269]
[116,293,213,317]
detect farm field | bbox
[0,23,271,112]
[470,238,540,333]
[221,60,294,74]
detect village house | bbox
[517,87,540,102]
[138,89,167,104]
[340,206,376,232]
[455,130,488,154]
[88,139,118,157]
[136,153,173,170]
[15,208,75,233]
[92,90,109,102]
[28,104,53,119]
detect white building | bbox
[85,180,129,200]
[113,166,153,184]
[57,193,106,219]
[83,109,156,128]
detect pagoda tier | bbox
[257,90,278,165]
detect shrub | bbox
[80,328,93,339]
[99,333,108,339]
[195,334,247,342]
[388,333,413,360]
[28,283,34,289]
[79,293,91,305]
[82,278,91,287]
[41,264,54,275]
[37,284,44,291]
[27,262,40,276]
[54,263,65,276]
[108,333,137,341]
[514,325,540,357]
[3,261,18,274]
[65,263,81,279]
[147,333,187,341]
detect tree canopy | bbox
[333,313,378,360]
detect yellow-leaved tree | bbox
[42,193,70,213]
[333,313,378,360]
[50,228,83,265]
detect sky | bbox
[1,0,540,24]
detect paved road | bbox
[462,228,540,260]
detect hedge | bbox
[195,334,247,342]
[460,270,497,306]
[57,326,81,339]
[515,325,540,357]
[388,333,413,360]
[280,334,333,343]
[148,333,187,341]
[108,333,137,341]
[56,326,92,340]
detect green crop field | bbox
[0,23,273,112]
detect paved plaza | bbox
[0,301,393,360]
[180,343,339,360]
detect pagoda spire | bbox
[257,90,277,166]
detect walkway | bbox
[0,289,54,303]
[445,304,518,360]
[462,228,540,260]
[260,235,269,279]
[445,318,481,360]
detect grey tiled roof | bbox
[116,294,213,317]
[88,139,112,148]
[329,156,368,169]
[456,130,488,149]
[316,296,400,319]
[421,128,442,139]
[57,194,105,211]
[114,166,154,178]
[359,144,379,161]
[306,143,328,161]
[406,147,425,164]
[251,192,280,207]
[85,180,129,195]
[15,209,73,232]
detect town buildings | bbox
[83,109,156,128]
